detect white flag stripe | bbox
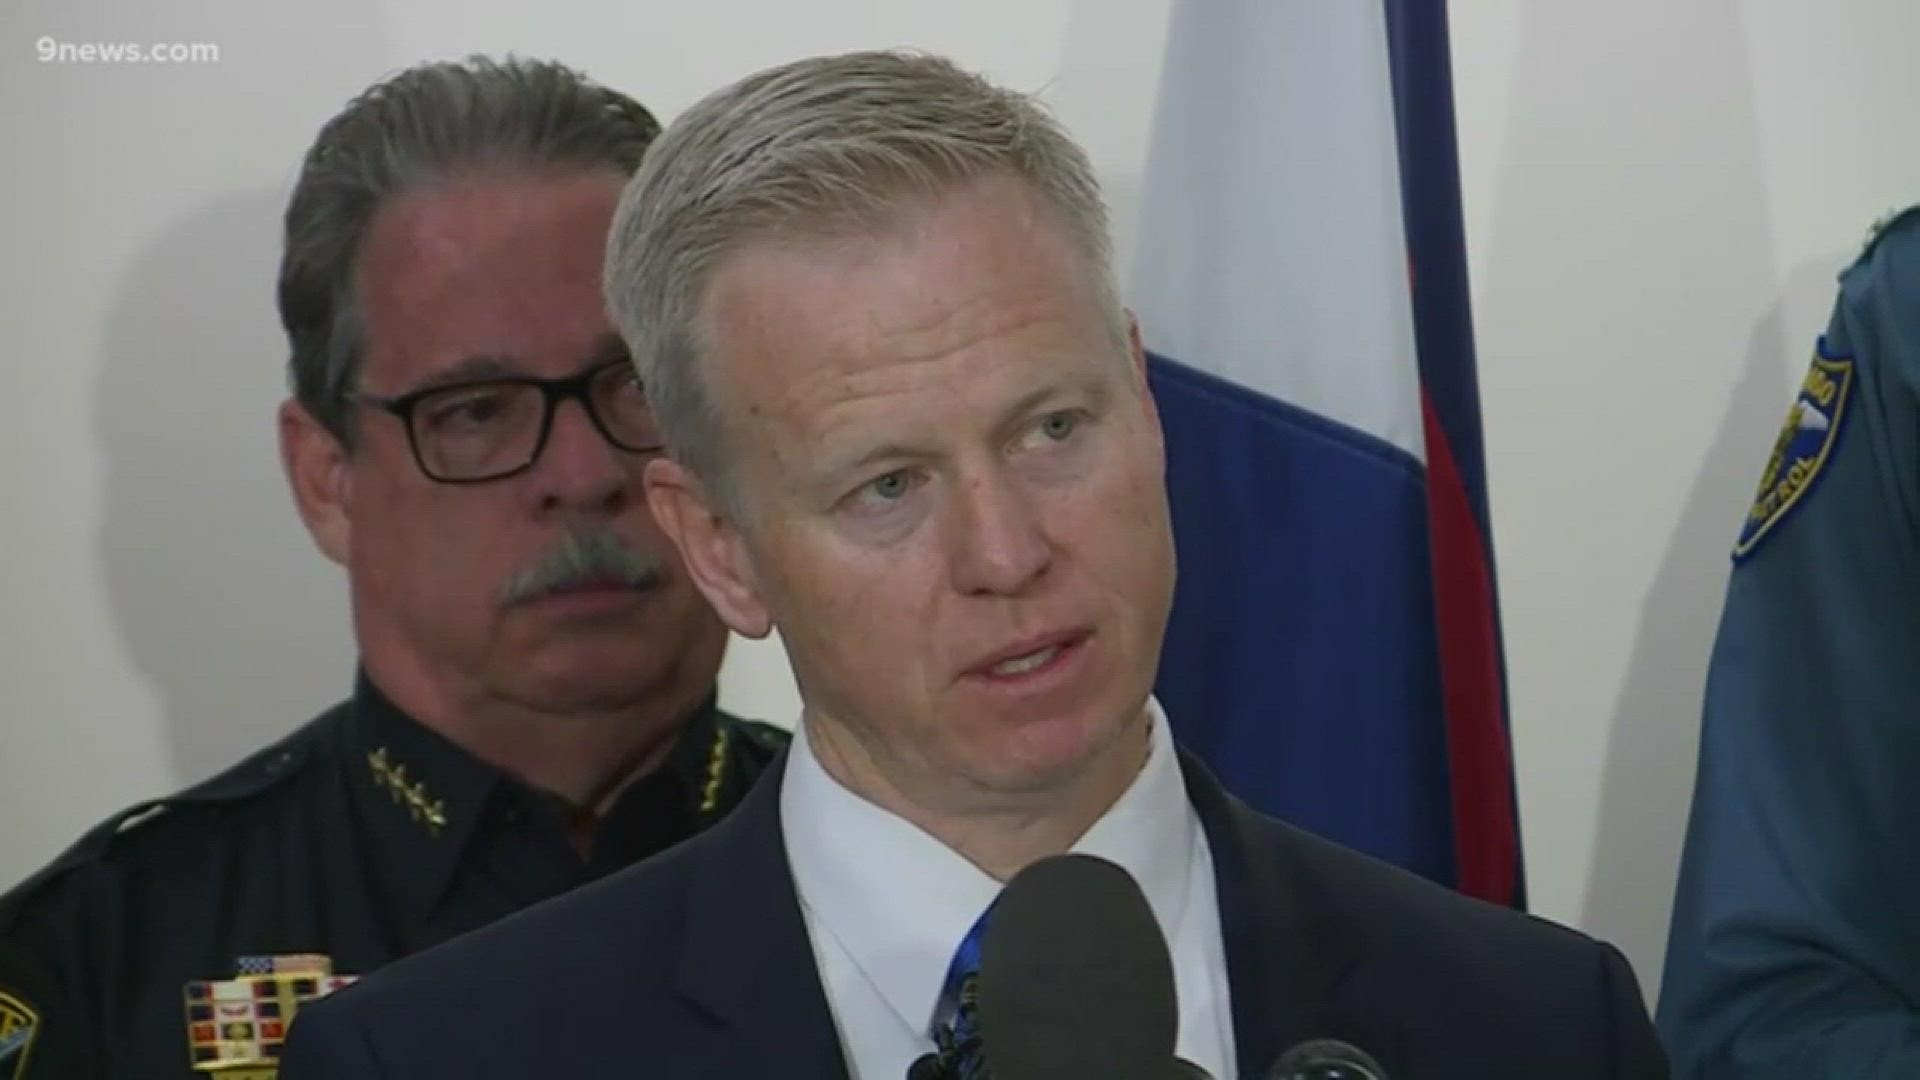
[1129,0,1426,463]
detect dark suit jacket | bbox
[281,750,1668,1078]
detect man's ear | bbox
[279,399,352,567]
[644,457,774,639]
[1124,311,1163,437]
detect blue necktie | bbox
[926,904,994,1079]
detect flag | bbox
[1132,0,1521,905]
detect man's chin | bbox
[965,740,1112,798]
[511,679,658,719]
[970,707,1147,796]
[497,647,676,717]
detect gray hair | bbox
[279,55,661,443]
[603,49,1123,511]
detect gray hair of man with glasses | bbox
[602,49,1127,516]
[279,54,661,446]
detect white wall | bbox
[5,0,1919,1007]
[1450,0,1920,1000]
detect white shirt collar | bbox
[780,698,1193,1040]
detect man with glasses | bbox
[0,56,785,1079]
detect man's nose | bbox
[532,399,630,514]
[946,467,1053,596]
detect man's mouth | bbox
[989,646,1062,676]
[550,575,640,593]
[966,629,1093,681]
[536,575,651,599]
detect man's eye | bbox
[425,389,513,430]
[1038,411,1080,441]
[597,364,644,399]
[867,471,911,501]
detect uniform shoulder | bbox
[1840,202,1920,308]
[1821,202,1920,391]
[0,702,347,924]
[1854,203,1920,265]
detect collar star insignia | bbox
[367,747,449,837]
[698,725,732,817]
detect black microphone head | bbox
[906,1052,950,1080]
[975,853,1178,1080]
[1267,1038,1388,1080]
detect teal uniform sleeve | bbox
[1658,211,1920,1076]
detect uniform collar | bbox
[343,670,509,931]
[342,667,728,934]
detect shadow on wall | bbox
[94,189,356,788]
[77,0,402,791]
[1583,253,1850,1005]
[1471,0,1781,1002]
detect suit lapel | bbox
[672,748,850,1079]
[1179,750,1363,1077]
[666,743,1375,1078]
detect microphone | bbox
[905,1053,948,1080]
[971,853,1191,1080]
[1267,1038,1388,1080]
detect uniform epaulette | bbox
[1,706,343,910]
[1854,203,1920,266]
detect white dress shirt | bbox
[781,699,1238,1080]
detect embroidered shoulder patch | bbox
[1734,341,1855,561]
[0,990,39,1080]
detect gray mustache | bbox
[499,527,666,607]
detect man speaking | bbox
[282,50,1667,1078]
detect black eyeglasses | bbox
[352,359,664,483]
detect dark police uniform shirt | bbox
[0,671,787,1079]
